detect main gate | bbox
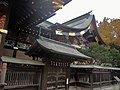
[26,36,91,90]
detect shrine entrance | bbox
[43,60,70,90]
[26,36,91,90]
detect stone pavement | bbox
[69,84,120,90]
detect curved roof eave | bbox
[26,36,91,59]
[37,37,91,59]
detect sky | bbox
[48,0,120,24]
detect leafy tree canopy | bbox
[98,17,120,46]
[78,43,120,67]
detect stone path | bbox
[69,84,120,90]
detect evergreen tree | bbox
[78,43,120,67]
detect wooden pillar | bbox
[99,72,102,88]
[41,61,48,90]
[12,41,18,58]
[65,63,70,90]
[13,49,17,58]
[37,68,43,90]
[40,68,44,90]
[41,67,46,90]
[0,63,7,84]
[0,34,6,47]
[90,70,93,90]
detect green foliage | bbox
[109,48,120,67]
[110,44,120,52]
[78,43,120,67]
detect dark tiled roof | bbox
[0,56,44,66]
[62,11,93,29]
[26,36,91,59]
[70,64,120,70]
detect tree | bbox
[98,17,120,45]
[109,47,120,67]
[78,43,120,67]
[110,44,120,52]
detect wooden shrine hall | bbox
[0,0,71,44]
[33,11,120,90]
[38,11,104,48]
[0,0,74,90]
[26,36,91,90]
[0,0,120,90]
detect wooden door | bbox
[42,60,70,90]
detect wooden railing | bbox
[5,71,39,86]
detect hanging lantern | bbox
[0,29,8,34]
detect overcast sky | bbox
[48,0,120,24]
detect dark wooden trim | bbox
[12,41,18,58]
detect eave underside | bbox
[1,0,71,43]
